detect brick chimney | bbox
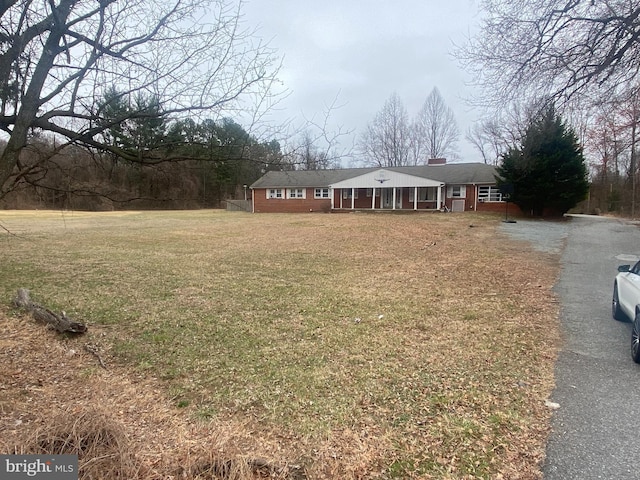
[427,158,446,165]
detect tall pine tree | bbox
[497,106,589,216]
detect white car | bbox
[612,261,640,363]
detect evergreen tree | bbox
[497,106,589,216]
[97,89,166,158]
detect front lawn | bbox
[0,210,559,479]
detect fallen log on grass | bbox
[13,288,87,334]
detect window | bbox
[267,189,283,199]
[342,189,359,199]
[314,188,330,198]
[409,187,436,202]
[447,185,466,198]
[287,188,306,199]
[478,186,503,202]
[366,188,381,197]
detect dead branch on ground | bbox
[13,288,87,334]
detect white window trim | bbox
[478,185,504,202]
[287,188,306,199]
[267,188,284,199]
[314,188,330,199]
[447,185,466,199]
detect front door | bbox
[382,188,402,209]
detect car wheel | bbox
[613,283,626,321]
[632,313,640,364]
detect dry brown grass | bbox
[25,408,137,478]
[0,210,561,479]
[0,315,303,479]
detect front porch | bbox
[330,168,445,212]
[332,186,444,211]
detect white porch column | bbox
[372,187,376,209]
[330,188,334,210]
[414,187,418,210]
[340,189,343,209]
[392,187,397,210]
[437,185,443,210]
[351,188,355,209]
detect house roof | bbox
[250,163,499,189]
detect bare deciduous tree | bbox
[584,93,640,213]
[412,87,459,162]
[457,0,640,106]
[287,130,340,170]
[586,103,628,180]
[467,97,557,166]
[0,0,279,198]
[466,119,506,165]
[359,92,412,167]
[360,89,461,166]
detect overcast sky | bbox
[242,0,483,166]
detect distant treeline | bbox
[0,116,290,210]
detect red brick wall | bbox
[441,185,475,211]
[442,184,523,215]
[476,201,522,215]
[252,188,331,213]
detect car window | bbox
[631,261,640,275]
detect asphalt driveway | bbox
[501,215,640,479]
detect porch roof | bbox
[250,163,499,189]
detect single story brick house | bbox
[250,161,508,214]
